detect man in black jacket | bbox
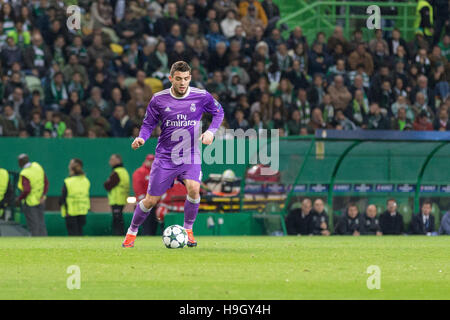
[334,203,364,235]
[410,200,435,235]
[285,198,313,235]
[310,198,330,236]
[362,204,382,235]
[380,198,404,235]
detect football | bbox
[162,225,188,249]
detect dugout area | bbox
[1,134,450,236]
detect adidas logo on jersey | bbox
[165,107,172,112]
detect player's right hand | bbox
[132,137,145,150]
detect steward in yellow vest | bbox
[0,168,14,219]
[17,154,48,236]
[60,158,90,236]
[104,154,130,235]
[414,0,434,38]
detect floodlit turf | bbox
[0,236,449,300]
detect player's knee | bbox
[187,189,200,200]
[142,196,158,209]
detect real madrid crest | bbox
[190,103,196,112]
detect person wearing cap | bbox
[132,154,158,235]
[16,154,49,236]
[104,154,130,235]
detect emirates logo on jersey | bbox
[190,103,196,112]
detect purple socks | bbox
[129,201,152,233]
[183,196,200,230]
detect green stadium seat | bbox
[25,75,44,98]
[431,203,441,231]
[398,203,412,231]
[265,202,281,214]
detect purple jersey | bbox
[139,86,224,165]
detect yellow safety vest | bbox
[415,0,434,36]
[62,175,91,217]
[0,168,9,216]
[18,162,45,207]
[107,167,130,206]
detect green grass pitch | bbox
[0,236,449,300]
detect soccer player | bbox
[122,61,224,248]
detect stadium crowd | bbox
[0,0,449,139]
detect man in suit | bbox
[334,203,364,236]
[410,200,435,235]
[285,198,313,235]
[380,198,404,235]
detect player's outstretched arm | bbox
[131,137,145,150]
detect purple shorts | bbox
[147,159,202,196]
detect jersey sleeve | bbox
[139,96,160,141]
[202,92,225,135]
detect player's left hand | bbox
[200,130,214,145]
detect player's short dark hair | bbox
[170,61,191,77]
[347,202,358,209]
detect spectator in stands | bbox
[433,107,450,131]
[348,43,374,76]
[362,204,382,236]
[1,36,23,69]
[215,0,239,20]
[26,111,44,137]
[335,202,364,236]
[327,75,352,111]
[335,109,357,131]
[306,74,325,108]
[230,109,249,131]
[220,9,241,39]
[86,86,110,117]
[310,198,330,236]
[349,89,369,127]
[44,72,68,112]
[67,104,86,137]
[44,112,66,138]
[285,198,313,235]
[388,28,409,56]
[84,106,110,137]
[380,199,404,235]
[327,26,350,55]
[109,105,133,138]
[391,106,413,131]
[413,110,434,131]
[308,41,332,76]
[238,0,268,29]
[410,200,436,235]
[367,102,390,130]
[292,88,311,126]
[307,108,331,133]
[319,94,335,125]
[23,32,52,77]
[287,109,304,136]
